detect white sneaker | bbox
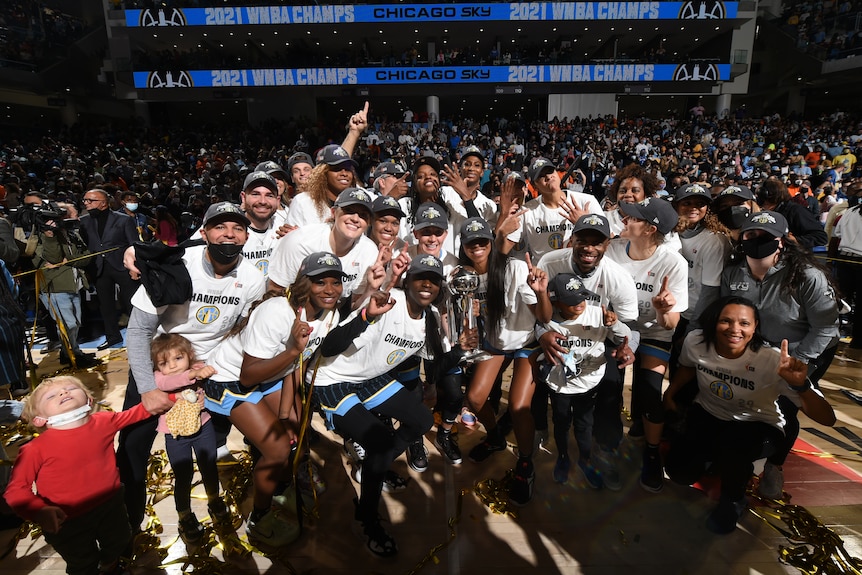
[344,439,366,463]
[216,445,237,462]
[534,429,550,454]
[759,462,784,500]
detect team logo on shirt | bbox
[709,380,733,400]
[256,260,269,275]
[548,232,564,249]
[729,282,750,291]
[387,349,407,365]
[196,306,220,324]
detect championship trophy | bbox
[446,266,491,364]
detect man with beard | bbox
[238,171,282,279]
[116,202,266,534]
[535,214,636,490]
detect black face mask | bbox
[207,243,243,265]
[717,205,750,229]
[740,236,780,260]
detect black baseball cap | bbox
[372,195,406,218]
[407,254,445,279]
[572,213,611,238]
[413,154,442,174]
[460,145,485,165]
[297,251,344,279]
[528,157,556,182]
[460,217,494,244]
[739,210,789,237]
[255,161,288,180]
[202,202,250,228]
[316,144,357,168]
[673,183,712,205]
[619,198,679,235]
[548,274,596,306]
[373,161,407,179]
[333,187,373,213]
[287,152,314,171]
[243,171,279,194]
[414,202,448,230]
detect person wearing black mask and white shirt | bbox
[116,202,266,535]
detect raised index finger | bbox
[362,101,370,115]
[780,338,789,359]
[525,252,534,273]
[660,275,670,293]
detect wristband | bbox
[361,308,377,324]
[789,378,812,393]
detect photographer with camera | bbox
[79,189,140,350]
[31,202,98,368]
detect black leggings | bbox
[666,403,783,502]
[164,421,220,513]
[332,387,432,522]
[551,389,597,462]
[436,371,464,425]
[116,373,158,531]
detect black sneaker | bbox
[435,430,462,465]
[407,440,428,473]
[639,446,664,493]
[353,498,398,558]
[208,499,238,530]
[628,418,645,439]
[509,459,535,506]
[468,433,507,463]
[706,498,747,534]
[178,512,205,544]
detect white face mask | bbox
[45,402,91,427]
[125,203,139,212]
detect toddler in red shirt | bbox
[4,376,153,574]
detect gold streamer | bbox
[749,483,862,574]
[404,488,467,575]
[0,521,41,560]
[471,469,518,519]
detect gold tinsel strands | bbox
[1,521,42,560]
[472,467,519,519]
[404,487,468,575]
[749,484,862,574]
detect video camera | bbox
[10,201,76,234]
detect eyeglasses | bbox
[82,197,103,204]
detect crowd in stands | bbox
[0,1,88,70]
[0,104,859,565]
[777,0,862,60]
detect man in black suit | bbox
[79,188,139,349]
